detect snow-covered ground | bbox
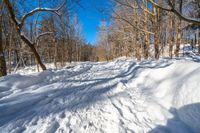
[0,53,200,133]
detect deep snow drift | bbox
[0,56,200,133]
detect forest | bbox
[0,0,200,133]
[0,0,199,76]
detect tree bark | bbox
[175,19,182,57]
[144,5,149,59]
[0,17,7,76]
[154,0,160,59]
[53,38,57,69]
[8,41,12,73]
[175,0,183,57]
[20,35,46,70]
[169,13,175,58]
[198,27,200,54]
[135,23,141,61]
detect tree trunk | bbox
[198,27,200,54]
[175,19,182,57]
[21,35,46,70]
[135,22,141,61]
[154,2,160,59]
[8,31,13,73]
[194,34,197,52]
[0,18,7,76]
[144,8,149,59]
[175,0,183,57]
[53,38,57,69]
[61,38,65,66]
[8,48,12,73]
[198,4,200,54]
[169,13,175,58]
[14,50,19,67]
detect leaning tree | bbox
[3,0,66,70]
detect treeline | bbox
[0,0,96,76]
[0,0,200,77]
[96,0,200,61]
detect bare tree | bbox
[3,0,66,70]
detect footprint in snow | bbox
[45,121,60,133]
[59,112,66,119]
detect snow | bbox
[0,55,200,132]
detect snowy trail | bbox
[0,57,200,133]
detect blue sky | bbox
[76,0,152,44]
[76,0,112,44]
[17,0,155,45]
[19,0,112,44]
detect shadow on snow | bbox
[149,103,200,133]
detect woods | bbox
[0,0,94,76]
[0,0,200,76]
[96,0,200,61]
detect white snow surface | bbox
[0,56,200,133]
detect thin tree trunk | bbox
[198,5,200,54]
[198,28,200,54]
[175,19,182,57]
[194,33,197,52]
[35,42,40,72]
[175,0,183,57]
[135,22,141,61]
[169,13,175,58]
[61,38,65,66]
[53,38,57,69]
[143,1,149,59]
[14,50,19,67]
[8,46,12,73]
[8,29,13,73]
[154,2,160,59]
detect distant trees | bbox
[96,20,112,61]
[107,0,163,60]
[95,0,200,61]
[0,0,96,77]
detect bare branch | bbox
[111,8,154,35]
[3,0,21,30]
[113,0,138,9]
[20,0,66,29]
[34,13,40,39]
[167,0,200,25]
[149,0,200,25]
[36,32,53,43]
[148,0,172,12]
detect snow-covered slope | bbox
[0,57,200,133]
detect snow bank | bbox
[0,57,200,133]
[128,60,200,132]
